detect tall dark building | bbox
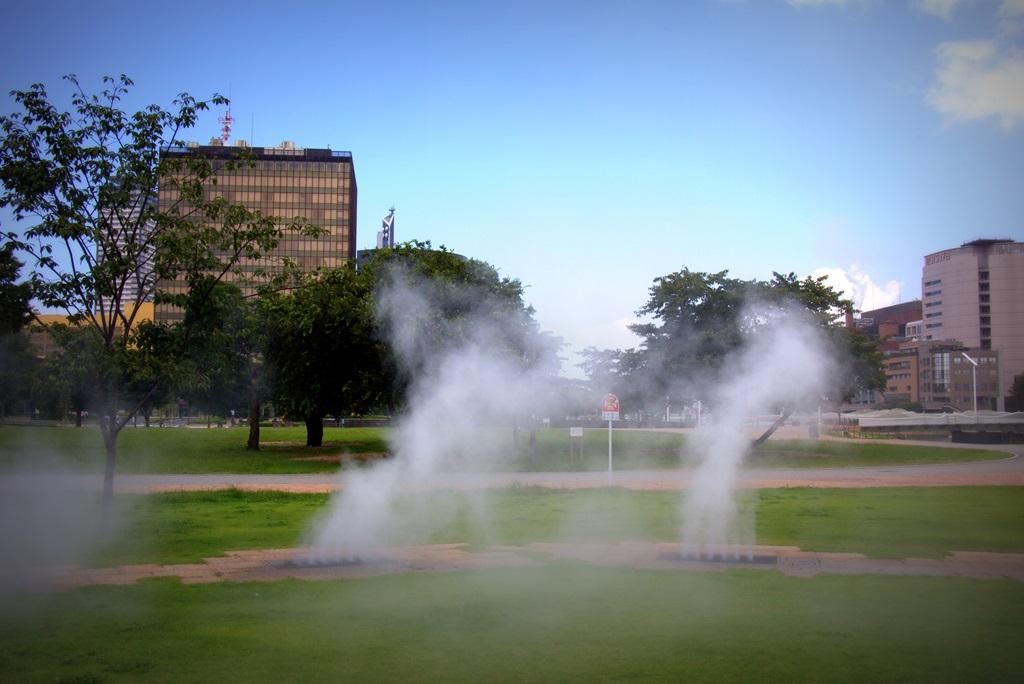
[155,140,357,321]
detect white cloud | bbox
[810,265,903,313]
[1000,0,1024,17]
[915,0,960,20]
[928,39,1024,129]
[612,316,640,340]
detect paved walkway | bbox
[2,446,1022,494]
[2,437,1021,494]
[105,451,1024,493]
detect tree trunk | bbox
[142,409,151,428]
[305,415,324,447]
[99,415,118,524]
[247,393,261,451]
[75,408,83,427]
[752,407,793,447]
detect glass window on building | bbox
[932,352,950,393]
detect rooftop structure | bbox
[855,301,923,339]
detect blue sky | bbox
[2,0,1022,371]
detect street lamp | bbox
[960,352,978,414]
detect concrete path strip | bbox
[85,451,1024,492]
[45,542,1024,588]
[2,451,1023,494]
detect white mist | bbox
[306,268,558,560]
[681,307,834,558]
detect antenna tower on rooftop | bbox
[219,106,234,144]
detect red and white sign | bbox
[601,393,620,421]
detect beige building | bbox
[921,239,1024,410]
[27,303,156,358]
[913,339,1000,412]
[155,141,357,322]
[866,338,999,411]
[881,347,919,405]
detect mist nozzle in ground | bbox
[660,550,778,566]
[271,556,368,569]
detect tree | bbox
[0,242,32,333]
[583,267,884,423]
[764,272,884,405]
[174,278,265,445]
[630,268,750,381]
[120,330,175,429]
[829,322,885,402]
[0,243,35,420]
[261,243,559,448]
[360,241,559,413]
[263,265,377,447]
[365,242,561,451]
[29,323,105,426]
[0,75,317,508]
[1007,374,1024,413]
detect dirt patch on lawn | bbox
[127,483,340,494]
[343,451,390,462]
[287,451,389,463]
[282,451,391,465]
[741,472,1024,488]
[120,468,1024,495]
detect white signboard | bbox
[569,427,583,438]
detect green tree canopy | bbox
[0,243,36,420]
[29,322,106,426]
[1007,374,1024,413]
[262,265,377,447]
[0,75,318,505]
[259,243,560,447]
[0,242,32,334]
[361,241,560,411]
[583,267,883,416]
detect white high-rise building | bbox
[108,191,156,304]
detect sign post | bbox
[601,394,620,484]
[569,426,583,464]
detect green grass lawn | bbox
[96,490,329,566]
[0,425,391,473]
[0,425,1000,474]
[90,486,1024,565]
[5,485,1023,682]
[749,438,1000,468]
[2,567,1021,683]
